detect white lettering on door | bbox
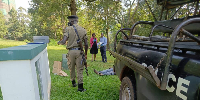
[166,74,190,100]
[166,74,176,92]
[176,77,190,100]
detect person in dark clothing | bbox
[90,33,98,61]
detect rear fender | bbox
[120,66,136,82]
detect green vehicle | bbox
[110,0,200,100]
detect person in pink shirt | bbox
[90,33,98,61]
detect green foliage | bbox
[0,86,2,100]
[5,7,31,41]
[84,0,122,48]
[17,7,31,40]
[0,11,7,38]
[7,8,20,40]
[48,39,66,49]
[0,39,120,100]
[28,0,71,39]
[110,0,198,41]
[23,39,30,43]
[77,11,103,42]
[0,0,196,43]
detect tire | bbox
[119,76,136,100]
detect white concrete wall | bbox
[30,48,51,100]
[0,60,36,100]
[0,48,51,100]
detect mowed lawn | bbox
[0,39,121,100]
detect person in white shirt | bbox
[99,33,107,63]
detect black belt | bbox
[69,48,81,50]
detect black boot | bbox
[72,80,77,87]
[78,83,86,92]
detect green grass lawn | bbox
[0,39,120,100]
[0,86,2,100]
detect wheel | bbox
[119,76,136,100]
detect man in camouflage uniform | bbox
[58,15,88,92]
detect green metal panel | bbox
[62,54,68,70]
[0,9,7,15]
[0,44,47,61]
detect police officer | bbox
[58,15,88,92]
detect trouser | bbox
[67,50,84,84]
[100,46,107,62]
[99,68,115,75]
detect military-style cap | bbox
[67,15,78,19]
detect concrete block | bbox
[33,36,49,43]
[62,54,68,70]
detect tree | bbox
[85,0,122,49]
[29,0,71,39]
[7,7,31,40]
[29,0,97,40]
[0,11,7,38]
[7,8,21,40]
[17,7,31,40]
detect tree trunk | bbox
[106,28,110,50]
[104,4,110,50]
[61,3,66,40]
[131,0,139,36]
[70,0,77,15]
[126,0,135,26]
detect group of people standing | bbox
[90,33,107,63]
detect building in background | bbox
[0,0,16,20]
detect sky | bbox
[15,0,31,10]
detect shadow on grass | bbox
[48,47,120,100]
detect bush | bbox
[23,39,30,43]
